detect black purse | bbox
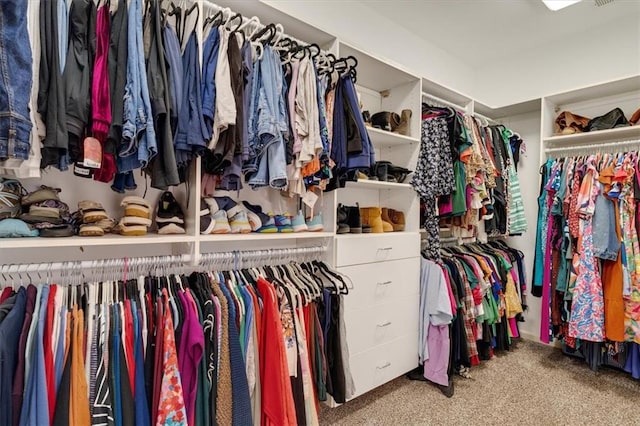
[587,108,629,132]
[371,161,412,183]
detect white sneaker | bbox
[211,210,230,234]
[230,211,252,234]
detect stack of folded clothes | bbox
[114,196,152,236]
[20,186,74,237]
[77,200,115,236]
[155,191,186,234]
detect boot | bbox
[380,208,395,232]
[361,207,384,233]
[346,206,362,234]
[388,208,405,232]
[337,204,350,234]
[394,109,412,136]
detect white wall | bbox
[500,111,542,340]
[261,0,476,95]
[475,14,640,106]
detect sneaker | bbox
[291,211,308,232]
[121,196,151,219]
[243,201,277,233]
[229,211,252,234]
[306,213,324,232]
[157,222,186,235]
[206,196,242,218]
[256,215,278,233]
[275,214,293,233]
[156,191,185,224]
[211,210,231,234]
[200,198,215,235]
[0,178,26,219]
[246,210,262,232]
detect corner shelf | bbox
[345,179,412,191]
[0,234,197,249]
[543,126,640,145]
[366,127,419,147]
[199,232,334,242]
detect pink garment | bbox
[92,5,111,139]
[423,324,450,386]
[540,195,554,343]
[441,266,458,316]
[178,290,204,426]
[509,317,519,338]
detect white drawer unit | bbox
[343,297,419,355]
[338,257,420,309]
[347,334,418,399]
[335,232,420,267]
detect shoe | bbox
[380,208,396,233]
[337,204,350,233]
[356,171,369,180]
[121,196,151,219]
[211,210,231,234]
[39,224,74,238]
[200,198,215,235]
[256,216,278,233]
[360,207,383,233]
[292,211,308,232]
[120,215,153,227]
[362,110,372,127]
[156,191,185,224]
[388,209,405,232]
[229,211,252,234]
[347,206,362,234]
[630,107,640,126]
[21,185,61,206]
[0,179,26,219]
[275,214,293,233]
[114,220,147,236]
[206,196,243,218]
[157,222,186,235]
[79,200,108,223]
[306,213,324,232]
[246,210,262,232]
[243,201,277,233]
[394,109,412,136]
[371,111,401,132]
[79,224,105,237]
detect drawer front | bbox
[347,334,418,399]
[343,298,419,355]
[336,233,420,267]
[339,257,420,310]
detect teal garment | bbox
[452,160,467,216]
[533,160,552,290]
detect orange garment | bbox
[301,156,320,178]
[600,164,626,341]
[69,306,90,425]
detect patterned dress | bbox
[568,158,605,342]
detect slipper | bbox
[79,224,105,237]
[39,224,74,238]
[21,186,61,206]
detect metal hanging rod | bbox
[545,138,640,155]
[474,112,500,125]
[421,92,467,112]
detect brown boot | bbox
[394,109,412,136]
[380,208,395,232]
[389,209,405,232]
[361,207,384,233]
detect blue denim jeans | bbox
[593,190,619,261]
[0,0,33,161]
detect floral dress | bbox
[568,157,605,342]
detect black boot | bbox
[337,204,350,234]
[346,206,362,234]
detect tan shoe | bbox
[361,207,384,233]
[389,209,405,232]
[394,109,412,136]
[380,208,395,232]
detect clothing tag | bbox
[302,190,318,209]
[83,137,102,168]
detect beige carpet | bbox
[320,340,640,425]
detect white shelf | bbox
[367,127,419,147]
[345,179,412,191]
[336,231,420,239]
[0,234,197,249]
[543,126,640,145]
[199,232,334,242]
[546,75,640,106]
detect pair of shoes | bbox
[78,200,114,236]
[337,204,363,234]
[156,191,186,234]
[291,210,325,232]
[242,201,277,233]
[370,110,412,135]
[114,196,152,236]
[0,178,27,219]
[360,207,405,233]
[20,187,73,237]
[202,196,253,234]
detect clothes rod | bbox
[421,92,467,112]
[544,138,640,154]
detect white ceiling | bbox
[358,0,640,64]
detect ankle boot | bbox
[380,208,395,232]
[346,206,362,234]
[388,209,405,232]
[336,204,350,234]
[394,109,412,136]
[361,207,384,233]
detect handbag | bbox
[587,107,629,131]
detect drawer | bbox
[343,298,419,355]
[347,334,418,399]
[335,233,420,267]
[338,258,420,310]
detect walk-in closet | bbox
[1,0,639,424]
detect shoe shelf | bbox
[345,179,412,191]
[543,125,640,146]
[199,232,334,242]
[367,127,419,147]
[0,234,198,249]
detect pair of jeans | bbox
[0,0,33,161]
[201,27,220,141]
[120,0,156,173]
[247,47,287,189]
[593,190,619,261]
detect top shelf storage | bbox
[543,126,640,145]
[546,75,640,106]
[339,42,419,92]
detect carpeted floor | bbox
[319,339,640,425]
